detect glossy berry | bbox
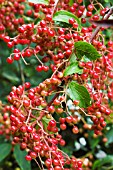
[25,155,32,161]
[49,120,56,127]
[6,57,14,64]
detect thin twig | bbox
[51,0,59,16]
[26,109,32,125]
[21,54,29,65]
[34,159,42,170]
[51,59,68,78]
[29,47,44,65]
[31,107,49,113]
[78,107,96,118]
[38,153,45,170]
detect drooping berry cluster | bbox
[7,81,83,169]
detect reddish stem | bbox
[90,7,113,43]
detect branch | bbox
[89,7,113,43]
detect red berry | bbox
[59,139,65,146]
[24,82,31,89]
[6,57,14,64]
[69,18,75,24]
[13,54,20,60]
[49,120,56,127]
[25,155,32,161]
[36,65,43,72]
[60,123,67,130]
[30,151,37,159]
[87,4,94,11]
[72,126,79,134]
[66,116,73,123]
[4,36,10,42]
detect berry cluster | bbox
[0,0,26,36]
[7,81,83,169]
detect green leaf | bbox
[0,143,12,162]
[53,10,81,29]
[28,0,49,5]
[2,72,19,83]
[92,155,113,170]
[81,55,91,62]
[42,116,51,129]
[106,127,113,145]
[14,144,31,170]
[23,16,34,23]
[60,146,73,157]
[0,136,5,144]
[34,18,41,25]
[69,53,77,63]
[68,81,91,108]
[64,62,83,76]
[74,41,101,61]
[69,0,74,6]
[104,0,113,3]
[88,131,100,149]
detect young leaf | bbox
[74,41,101,61]
[23,16,34,23]
[81,55,91,62]
[0,143,12,162]
[64,62,83,76]
[69,0,74,6]
[28,0,49,5]
[53,10,81,29]
[69,53,77,63]
[34,18,41,25]
[14,144,31,170]
[42,116,51,129]
[68,81,91,108]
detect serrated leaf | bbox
[53,10,81,29]
[74,41,101,61]
[92,155,113,170]
[0,143,12,162]
[68,81,91,108]
[64,62,83,76]
[28,0,49,5]
[14,144,31,170]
